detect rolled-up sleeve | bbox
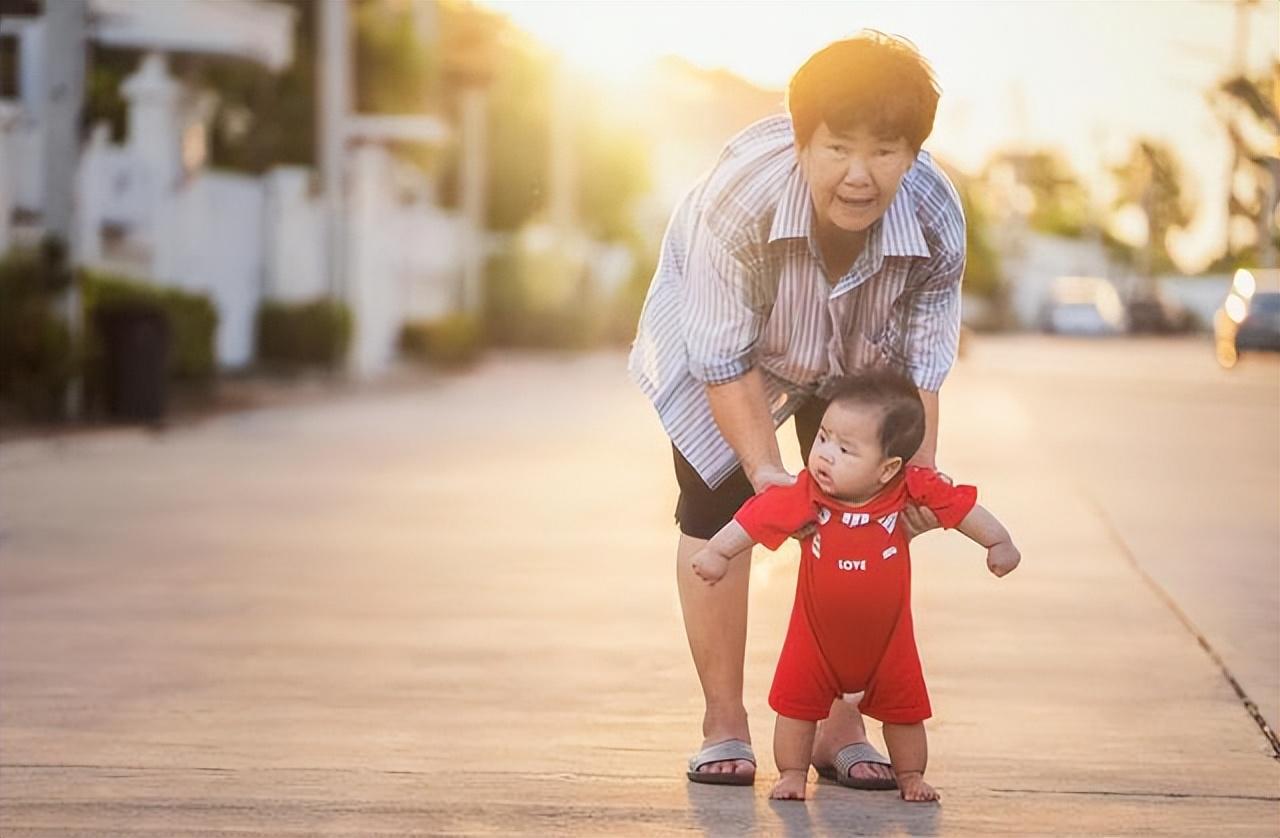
[903,249,965,392]
[681,232,768,385]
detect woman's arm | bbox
[706,369,792,492]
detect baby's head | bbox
[808,370,925,504]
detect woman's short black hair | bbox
[824,369,925,462]
[787,30,940,151]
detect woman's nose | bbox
[842,157,871,185]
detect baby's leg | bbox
[882,722,939,802]
[770,715,816,800]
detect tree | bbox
[435,0,649,238]
[1208,64,1280,268]
[1109,139,1192,276]
[983,149,1091,238]
[1019,151,1090,238]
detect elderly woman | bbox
[629,31,966,788]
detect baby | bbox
[691,370,1020,802]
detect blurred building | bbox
[0,0,469,375]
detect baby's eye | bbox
[840,446,851,455]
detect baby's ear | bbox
[879,456,904,485]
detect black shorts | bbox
[673,396,829,539]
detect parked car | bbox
[1214,269,1280,368]
[1126,288,1194,334]
[1039,276,1127,336]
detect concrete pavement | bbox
[1,345,1277,836]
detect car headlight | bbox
[1232,269,1256,299]
[1224,293,1248,324]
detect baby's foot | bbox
[769,769,808,800]
[896,771,939,802]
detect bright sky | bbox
[481,0,1279,272]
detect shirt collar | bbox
[880,172,932,259]
[768,165,812,243]
[768,160,933,260]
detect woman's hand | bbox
[749,465,814,540]
[902,504,941,540]
[748,463,795,494]
[902,464,946,540]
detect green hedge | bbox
[0,247,76,420]
[0,248,219,421]
[399,314,483,366]
[256,299,352,368]
[82,273,219,381]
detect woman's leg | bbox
[677,532,755,778]
[673,448,757,779]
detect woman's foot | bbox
[896,771,939,802]
[769,769,808,800]
[690,709,755,782]
[812,703,896,786]
[811,739,896,786]
[690,736,756,782]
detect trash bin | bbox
[95,304,171,422]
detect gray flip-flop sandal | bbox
[814,742,898,790]
[686,738,756,786]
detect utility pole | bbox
[42,0,87,420]
[441,7,495,317]
[318,0,351,306]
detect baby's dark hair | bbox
[824,369,925,462]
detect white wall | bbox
[263,166,327,302]
[345,143,467,376]
[175,173,265,367]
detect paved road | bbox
[959,336,1279,733]
[1,338,1277,836]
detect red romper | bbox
[735,467,976,724]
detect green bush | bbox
[0,246,77,421]
[256,299,352,368]
[82,273,219,381]
[482,246,599,350]
[399,314,483,366]
[0,251,218,422]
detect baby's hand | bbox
[986,542,1021,577]
[691,550,729,585]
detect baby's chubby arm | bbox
[955,505,1021,577]
[690,521,758,585]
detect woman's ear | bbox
[878,456,904,486]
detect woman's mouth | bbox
[838,195,877,209]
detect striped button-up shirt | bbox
[629,115,967,490]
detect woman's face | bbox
[797,121,916,237]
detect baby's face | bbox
[807,401,898,504]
